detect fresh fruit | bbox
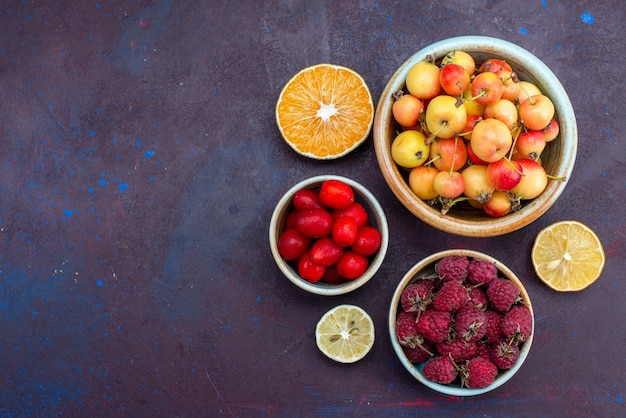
[400,279,435,314]
[500,305,533,343]
[310,237,343,266]
[487,158,523,191]
[470,71,504,106]
[439,63,471,97]
[298,251,326,283]
[405,57,442,100]
[433,170,465,199]
[392,92,424,127]
[429,137,467,172]
[336,250,369,280]
[408,165,440,200]
[462,357,498,389]
[489,339,520,370]
[456,303,487,342]
[467,258,497,285]
[470,118,513,163]
[509,158,549,200]
[391,130,430,168]
[483,190,513,218]
[434,255,469,282]
[292,189,324,210]
[425,94,467,139]
[388,49,565,220]
[277,228,311,260]
[432,280,468,313]
[441,50,476,76]
[395,311,423,348]
[416,309,453,343]
[319,179,355,209]
[332,202,368,227]
[422,356,458,384]
[519,94,555,130]
[276,64,373,159]
[331,217,358,248]
[315,305,375,363]
[531,221,605,291]
[486,277,521,312]
[295,207,333,238]
[278,179,384,285]
[394,254,533,390]
[352,226,382,256]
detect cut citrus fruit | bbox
[531,220,605,292]
[276,64,374,159]
[315,304,375,363]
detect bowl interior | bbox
[388,249,534,396]
[269,175,389,296]
[374,36,577,237]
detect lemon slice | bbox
[276,64,374,160]
[315,304,375,363]
[531,220,605,291]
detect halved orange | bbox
[531,220,606,292]
[276,64,374,159]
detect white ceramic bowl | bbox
[269,175,389,296]
[389,249,534,396]
[374,36,577,237]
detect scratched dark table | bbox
[1,1,624,417]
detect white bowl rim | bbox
[374,35,578,237]
[388,249,534,396]
[269,174,389,296]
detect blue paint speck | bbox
[581,12,594,24]
[119,183,129,191]
[519,27,528,35]
[63,209,74,217]
[98,179,106,186]
[88,187,94,193]
[135,141,142,147]
[97,280,103,287]
[144,149,155,158]
[541,0,547,6]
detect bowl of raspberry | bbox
[269,175,389,296]
[374,36,577,237]
[389,249,534,396]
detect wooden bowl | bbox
[389,249,534,396]
[269,175,389,296]
[374,36,577,237]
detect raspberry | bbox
[395,311,422,348]
[456,303,487,342]
[432,280,468,312]
[474,341,491,361]
[501,305,533,343]
[462,357,498,389]
[416,309,452,343]
[467,286,487,309]
[435,255,469,282]
[483,309,503,344]
[422,356,458,385]
[486,277,520,312]
[489,339,520,370]
[400,279,434,315]
[467,258,498,285]
[436,338,477,363]
[402,339,435,363]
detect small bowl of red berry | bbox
[389,249,534,396]
[269,175,389,296]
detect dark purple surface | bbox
[1,1,624,416]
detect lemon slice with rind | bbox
[531,220,605,292]
[315,304,375,363]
